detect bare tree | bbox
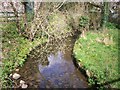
[21,2,28,30]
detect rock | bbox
[15,69,19,72]
[12,73,20,80]
[86,70,92,78]
[21,84,28,89]
[20,80,25,85]
[46,85,50,88]
[103,37,113,46]
[9,74,12,77]
[96,38,102,43]
[78,62,82,67]
[20,80,28,89]
[34,85,38,88]
[8,41,11,44]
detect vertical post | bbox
[101,1,109,29]
[103,2,109,26]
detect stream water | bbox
[38,50,88,88]
[15,34,89,88]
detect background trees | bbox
[1,1,119,39]
[0,1,120,88]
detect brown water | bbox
[15,35,89,88]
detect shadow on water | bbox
[15,30,89,88]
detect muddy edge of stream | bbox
[11,31,90,88]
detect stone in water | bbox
[20,80,25,85]
[21,84,28,89]
[15,69,19,72]
[12,73,20,80]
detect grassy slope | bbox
[1,22,46,87]
[73,23,120,88]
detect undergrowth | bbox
[1,22,46,88]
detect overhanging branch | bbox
[88,2,103,9]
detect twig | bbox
[54,0,67,11]
[88,2,103,9]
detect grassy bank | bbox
[1,22,46,88]
[73,23,120,88]
[0,11,71,88]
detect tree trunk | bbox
[21,2,28,30]
[101,2,109,29]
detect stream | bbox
[38,50,88,88]
[14,33,89,88]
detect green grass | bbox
[73,24,120,88]
[1,22,47,88]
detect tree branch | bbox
[88,2,103,9]
[9,2,21,34]
[54,0,67,11]
[9,2,18,17]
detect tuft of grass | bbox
[73,24,120,88]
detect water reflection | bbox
[38,51,88,88]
